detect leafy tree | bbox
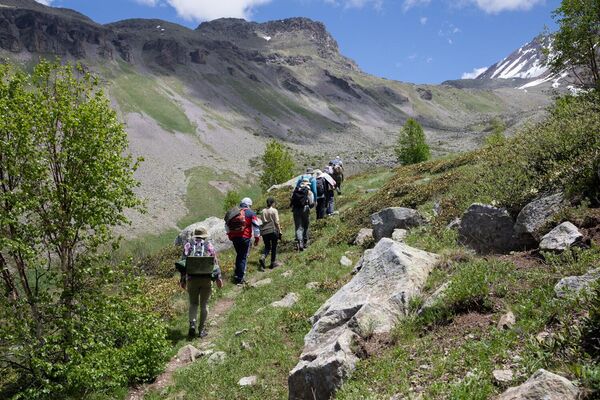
[395,118,430,165]
[223,189,241,212]
[0,60,167,398]
[548,0,600,90]
[485,118,506,147]
[259,139,295,192]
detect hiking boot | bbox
[259,256,266,272]
[187,328,196,339]
[199,329,208,338]
[296,242,303,252]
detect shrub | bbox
[259,140,295,192]
[223,190,241,212]
[395,118,430,165]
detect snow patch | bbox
[261,35,272,41]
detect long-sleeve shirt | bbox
[261,207,281,235]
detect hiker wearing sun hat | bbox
[178,226,223,339]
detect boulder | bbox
[496,369,578,400]
[493,369,514,384]
[539,222,583,252]
[268,175,301,192]
[340,256,353,267]
[354,228,374,246]
[238,375,258,386]
[175,216,231,251]
[288,239,439,400]
[458,204,521,254]
[271,293,299,308]
[514,192,565,242]
[370,207,425,242]
[554,268,600,298]
[498,311,516,330]
[392,229,408,242]
[177,344,201,363]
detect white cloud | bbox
[420,16,428,24]
[461,66,487,79]
[324,0,384,10]
[402,0,430,12]
[134,0,272,21]
[470,0,545,13]
[34,0,53,5]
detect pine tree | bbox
[395,118,430,165]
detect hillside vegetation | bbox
[120,91,600,400]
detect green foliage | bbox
[259,140,295,192]
[223,190,241,212]
[581,284,600,359]
[548,0,600,90]
[0,60,167,398]
[485,118,506,147]
[395,118,431,165]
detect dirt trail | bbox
[126,287,240,400]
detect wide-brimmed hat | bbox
[192,227,209,239]
[314,169,323,177]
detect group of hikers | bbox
[176,157,344,339]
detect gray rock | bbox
[340,256,353,267]
[419,282,450,312]
[539,222,583,252]
[207,351,226,365]
[555,268,600,298]
[496,369,579,400]
[177,344,201,363]
[267,175,301,193]
[446,217,461,231]
[458,203,521,254]
[514,192,565,242]
[271,293,299,308]
[370,207,425,242]
[306,282,320,290]
[354,228,374,246]
[392,229,408,242]
[251,278,272,288]
[498,311,516,330]
[493,369,514,383]
[175,216,231,251]
[238,375,258,386]
[288,239,439,400]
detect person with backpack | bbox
[177,227,223,339]
[224,197,261,285]
[318,168,337,216]
[290,178,315,251]
[295,167,317,199]
[259,197,282,271]
[314,169,328,219]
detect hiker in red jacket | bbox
[225,197,261,284]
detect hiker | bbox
[314,169,333,219]
[319,168,337,216]
[177,227,223,339]
[295,167,317,199]
[290,177,315,251]
[259,197,282,270]
[225,197,261,284]
[330,158,344,195]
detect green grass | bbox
[111,67,196,134]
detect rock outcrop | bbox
[555,268,600,298]
[370,207,425,243]
[539,222,583,252]
[175,216,231,251]
[288,239,439,400]
[514,192,565,243]
[354,228,373,246]
[496,369,578,400]
[458,203,521,254]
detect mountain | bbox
[0,0,554,238]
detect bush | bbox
[395,118,430,165]
[259,140,295,192]
[223,190,241,212]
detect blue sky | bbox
[38,0,560,84]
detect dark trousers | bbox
[325,190,334,215]
[262,233,278,264]
[316,197,326,219]
[293,206,310,246]
[232,237,251,283]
